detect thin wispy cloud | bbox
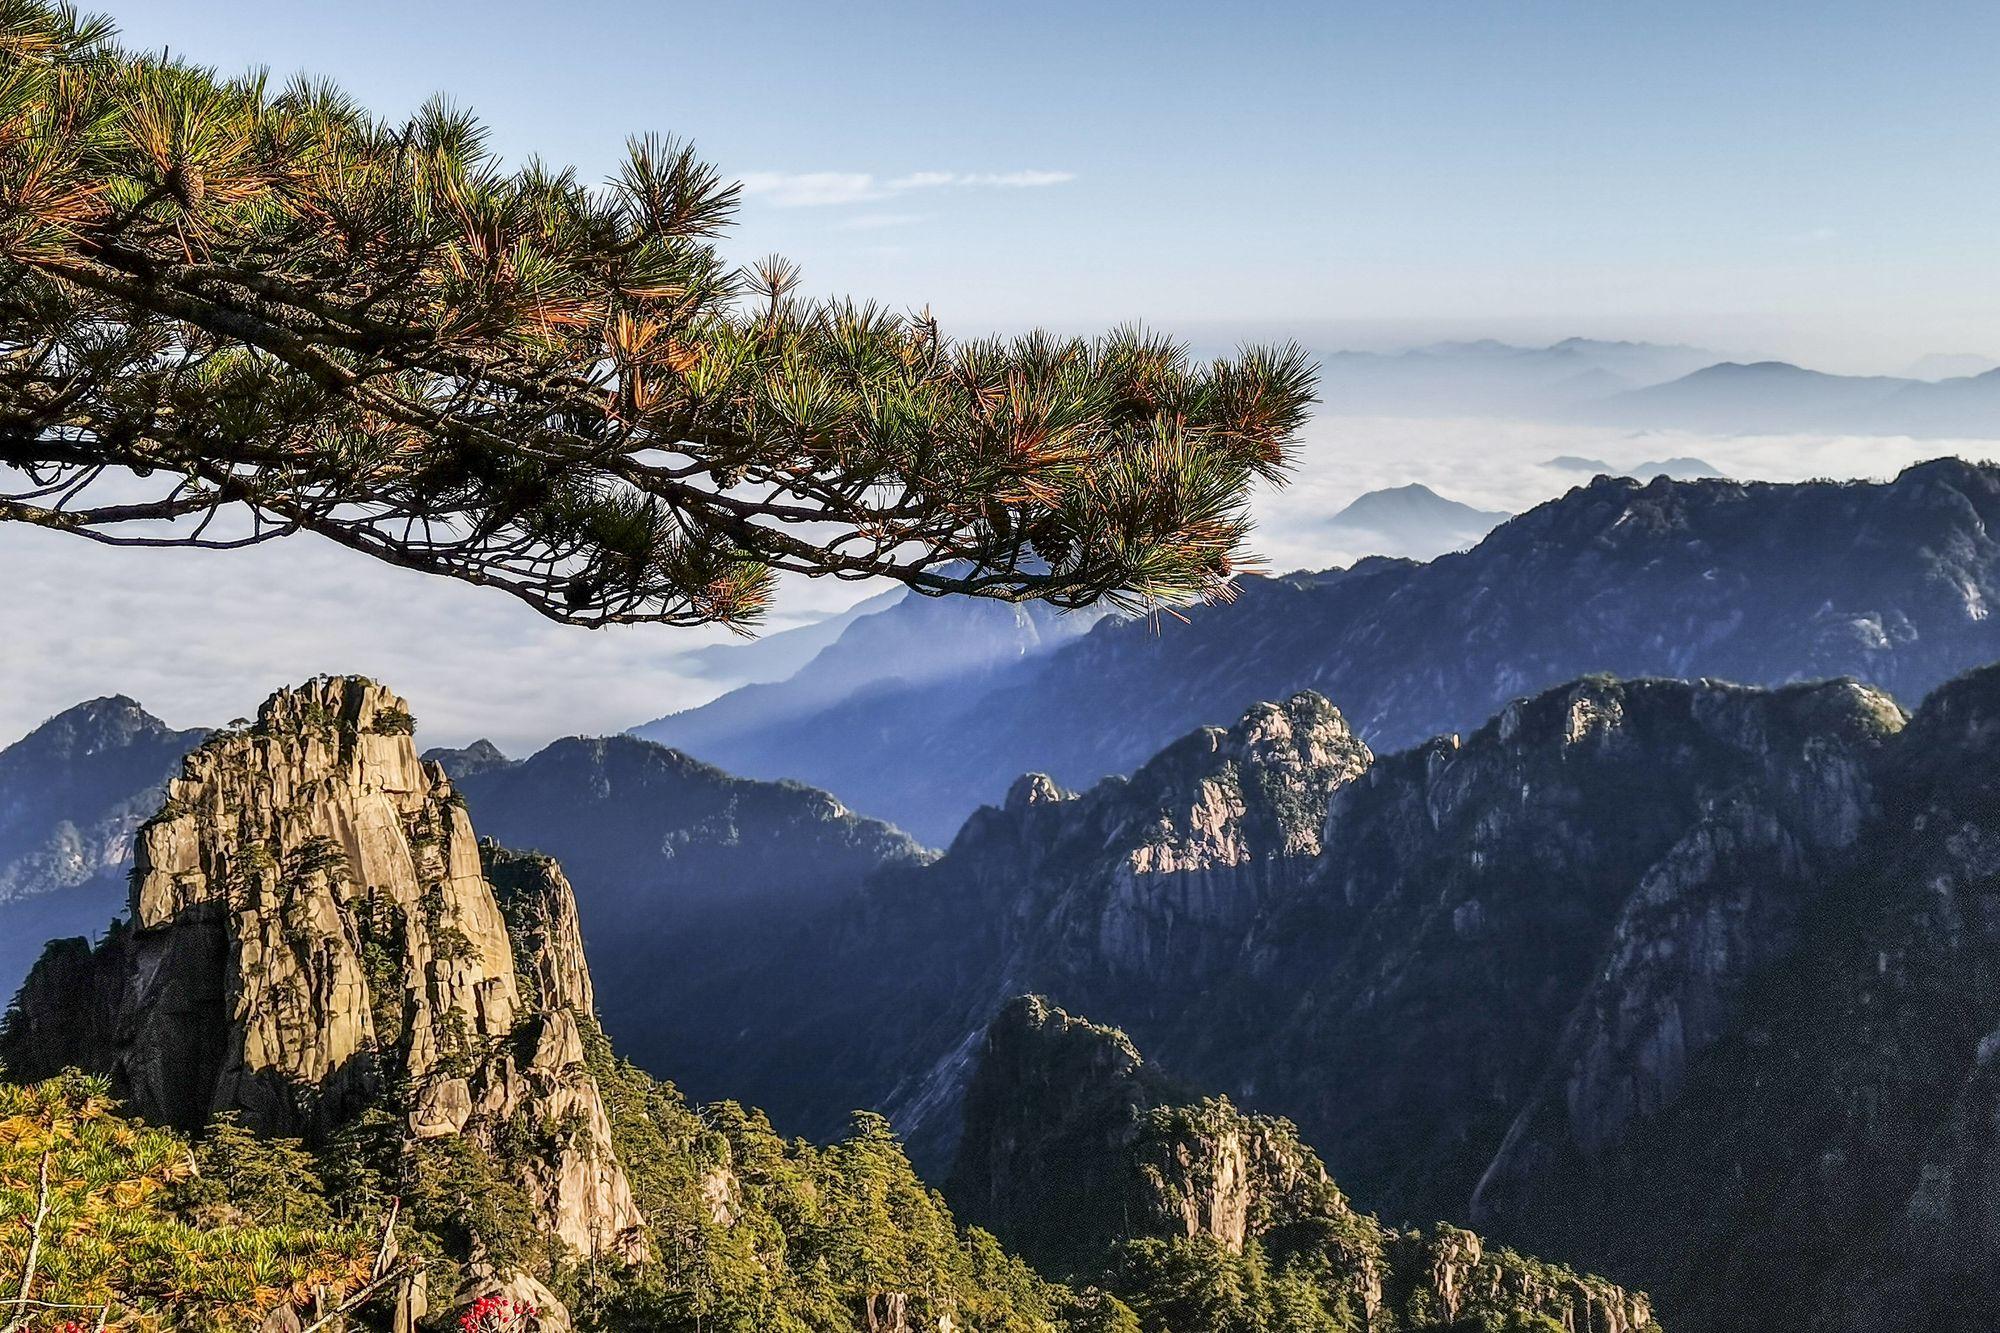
[739,168,1075,208]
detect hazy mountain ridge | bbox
[1586,359,2000,436]
[1304,335,2000,435]
[0,696,207,997]
[1311,336,1723,417]
[441,732,933,1109]
[632,579,1110,768]
[650,458,2000,843]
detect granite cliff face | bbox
[653,458,2000,842]
[1468,663,2000,1332]
[728,675,1899,1208]
[951,996,1659,1333]
[655,665,1977,1331]
[0,696,207,997]
[717,692,1368,1161]
[0,677,641,1264]
[1232,674,1902,1221]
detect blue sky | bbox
[102,0,2000,372]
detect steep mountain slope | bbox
[1468,664,2000,1333]
[653,458,2000,842]
[772,676,1896,1193]
[676,584,905,686]
[713,692,1371,1164]
[0,676,1668,1333]
[0,696,206,997]
[659,655,2000,1331]
[950,996,1661,1333]
[444,733,930,1106]
[632,578,1107,770]
[423,736,515,780]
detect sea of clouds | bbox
[5,415,1993,757]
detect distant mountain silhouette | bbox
[1587,360,2000,436]
[1905,352,1999,381]
[677,585,905,686]
[1312,337,1722,417]
[1546,454,1727,480]
[1322,483,1509,559]
[633,580,1109,763]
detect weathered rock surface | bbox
[675,667,1956,1331]
[852,692,1369,1167]
[0,677,641,1264]
[1473,663,2000,1332]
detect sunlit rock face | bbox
[1,676,641,1260]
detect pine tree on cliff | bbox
[0,2,1312,630]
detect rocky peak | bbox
[0,695,207,900]
[1003,772,1068,816]
[1894,661,2000,781]
[422,737,515,781]
[948,994,1280,1274]
[1,676,642,1264]
[967,691,1373,900]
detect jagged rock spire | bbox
[2,676,642,1261]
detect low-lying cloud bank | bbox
[3,415,1991,755]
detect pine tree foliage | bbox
[0,1,1315,627]
[0,1071,377,1330]
[570,1025,1111,1332]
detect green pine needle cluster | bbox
[0,1,1316,628]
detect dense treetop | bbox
[0,1,1314,627]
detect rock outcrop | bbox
[951,995,1658,1333]
[1472,662,2000,1332]
[0,677,641,1264]
[648,666,1952,1329]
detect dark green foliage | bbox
[370,707,417,736]
[572,1024,1087,1332]
[176,1111,334,1230]
[0,1072,377,1328]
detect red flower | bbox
[459,1295,539,1332]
